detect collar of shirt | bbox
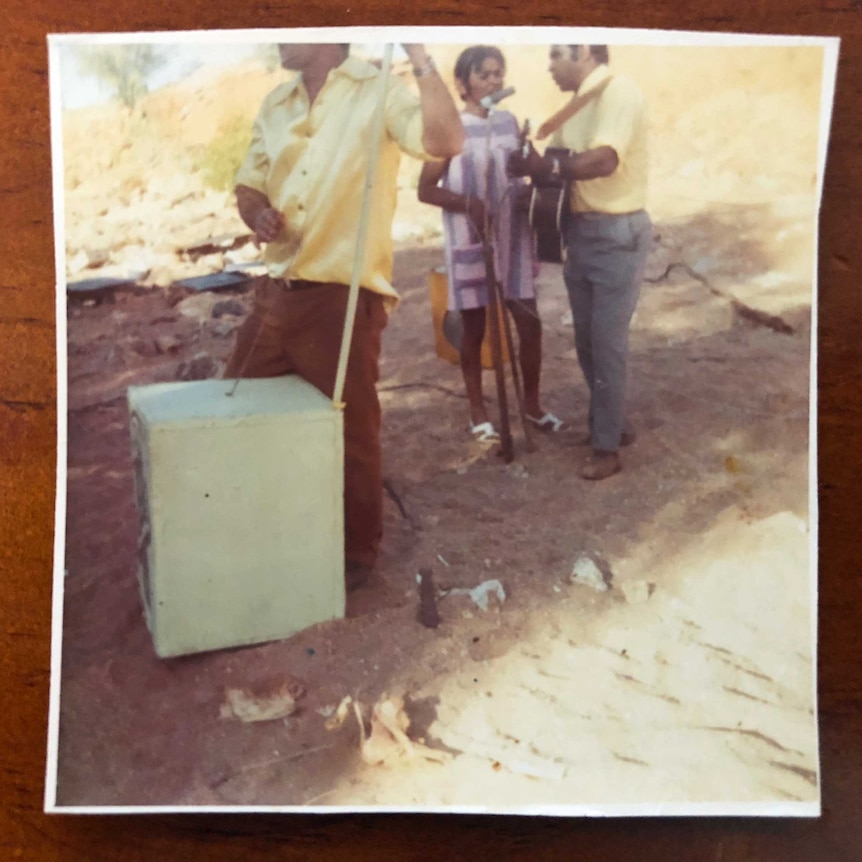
[576,63,612,98]
[236,55,430,311]
[273,54,380,104]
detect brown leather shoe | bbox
[345,560,372,591]
[580,451,621,480]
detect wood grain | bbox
[2,3,860,859]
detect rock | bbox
[220,680,302,723]
[83,247,112,268]
[126,336,159,358]
[67,250,91,276]
[620,580,652,604]
[505,462,529,480]
[224,243,265,266]
[570,556,608,592]
[182,232,252,259]
[212,299,246,319]
[212,320,238,338]
[447,578,507,612]
[155,335,183,355]
[176,352,220,381]
[176,293,220,324]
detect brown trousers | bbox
[224,277,387,568]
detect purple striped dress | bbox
[441,110,537,311]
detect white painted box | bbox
[127,376,344,658]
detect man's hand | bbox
[236,185,284,244]
[507,141,549,182]
[253,207,285,244]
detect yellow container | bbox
[428,267,510,370]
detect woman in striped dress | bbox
[418,45,562,442]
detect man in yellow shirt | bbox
[225,43,463,588]
[510,44,652,480]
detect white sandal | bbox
[527,412,565,433]
[470,421,500,443]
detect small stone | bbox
[620,580,652,604]
[447,579,507,613]
[212,298,246,319]
[155,334,183,354]
[505,462,529,480]
[570,556,608,592]
[175,352,219,381]
[128,337,159,358]
[67,250,90,276]
[212,320,238,338]
[84,247,112,268]
[221,683,298,723]
[176,293,219,323]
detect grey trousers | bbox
[563,210,652,451]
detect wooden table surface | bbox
[2,3,860,859]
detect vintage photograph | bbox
[46,27,835,813]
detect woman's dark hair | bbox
[453,45,506,91]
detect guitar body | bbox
[525,147,571,264]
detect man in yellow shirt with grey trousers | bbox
[510,44,652,481]
[225,43,463,589]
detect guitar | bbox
[516,120,569,264]
[517,77,615,264]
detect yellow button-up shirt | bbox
[236,56,434,307]
[550,64,648,214]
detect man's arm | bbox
[508,143,619,183]
[235,184,285,243]
[557,146,619,181]
[402,44,464,159]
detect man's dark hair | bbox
[568,44,610,64]
[453,45,506,92]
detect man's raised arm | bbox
[402,44,464,159]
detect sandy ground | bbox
[53,42,821,810]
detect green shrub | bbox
[196,116,253,192]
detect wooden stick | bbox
[332,44,393,407]
[482,239,514,462]
[495,279,535,452]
